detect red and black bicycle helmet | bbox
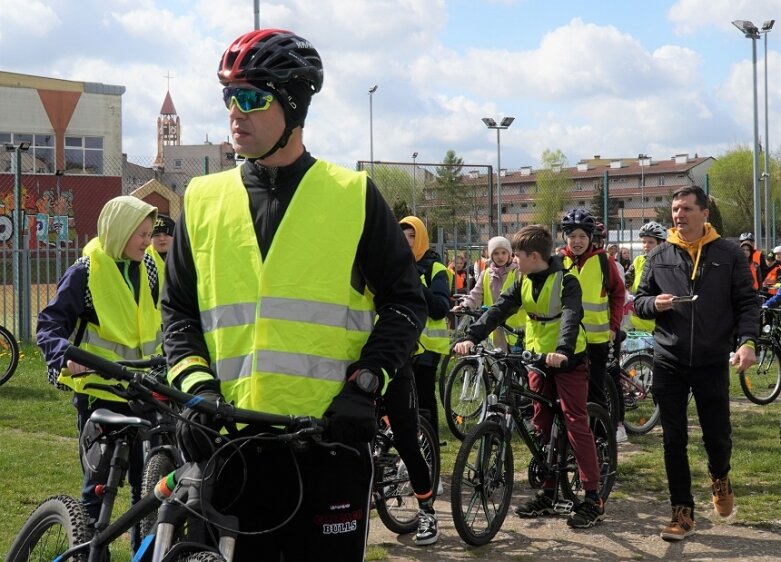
[218,29,323,93]
[219,29,323,159]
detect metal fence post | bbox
[20,234,31,341]
[603,171,609,235]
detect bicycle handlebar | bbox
[64,345,323,432]
[464,344,567,369]
[455,308,525,337]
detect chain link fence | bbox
[0,153,235,340]
[3,152,714,342]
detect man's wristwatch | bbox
[350,369,380,394]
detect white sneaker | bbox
[616,424,628,444]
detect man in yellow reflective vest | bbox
[37,195,161,552]
[161,29,426,560]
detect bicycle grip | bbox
[64,345,131,381]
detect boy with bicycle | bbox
[454,225,606,528]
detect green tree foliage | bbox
[533,149,573,231]
[589,177,621,231]
[427,150,475,242]
[707,147,754,237]
[370,164,413,220]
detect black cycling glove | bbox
[323,380,377,443]
[176,388,223,462]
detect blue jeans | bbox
[652,356,732,510]
[74,394,145,552]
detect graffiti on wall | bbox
[0,187,78,246]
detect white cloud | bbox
[668,0,779,35]
[0,0,61,39]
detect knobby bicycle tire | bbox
[173,552,226,562]
[374,416,440,535]
[0,324,20,386]
[604,373,621,430]
[739,342,781,405]
[559,403,617,504]
[443,358,490,441]
[621,353,660,434]
[7,495,90,562]
[450,419,513,546]
[139,449,178,537]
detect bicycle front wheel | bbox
[621,353,660,434]
[444,359,489,441]
[450,420,513,546]
[139,449,178,537]
[739,342,781,405]
[0,324,20,386]
[559,403,617,504]
[374,417,439,535]
[6,495,90,562]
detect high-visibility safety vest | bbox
[563,255,610,344]
[749,250,762,291]
[418,262,451,354]
[628,254,655,332]
[520,270,586,356]
[58,239,162,401]
[182,163,375,418]
[147,246,166,284]
[763,263,781,295]
[482,268,527,347]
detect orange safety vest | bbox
[763,263,781,295]
[749,250,762,291]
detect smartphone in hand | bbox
[671,295,699,303]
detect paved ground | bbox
[367,448,781,561]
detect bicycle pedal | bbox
[553,500,574,514]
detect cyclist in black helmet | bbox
[162,29,427,560]
[560,209,626,417]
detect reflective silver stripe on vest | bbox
[82,331,161,359]
[260,297,374,332]
[582,301,609,313]
[214,350,349,382]
[547,272,563,316]
[583,321,610,333]
[423,328,450,339]
[200,298,375,334]
[200,302,256,333]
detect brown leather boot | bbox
[710,473,734,517]
[660,505,695,541]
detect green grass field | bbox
[1,344,780,560]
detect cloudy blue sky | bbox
[1,0,778,170]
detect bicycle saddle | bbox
[90,408,153,429]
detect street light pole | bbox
[368,85,378,179]
[638,154,649,223]
[5,141,30,339]
[482,116,515,236]
[762,20,775,246]
[732,20,763,249]
[412,151,418,216]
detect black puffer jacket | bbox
[634,238,759,367]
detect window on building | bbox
[658,176,665,186]
[65,136,104,174]
[174,159,182,169]
[0,132,55,174]
[655,196,663,202]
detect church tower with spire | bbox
[154,78,180,169]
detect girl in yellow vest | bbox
[452,235,526,350]
[36,195,161,552]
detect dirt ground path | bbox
[367,453,781,561]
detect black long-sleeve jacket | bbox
[162,153,427,387]
[634,239,759,366]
